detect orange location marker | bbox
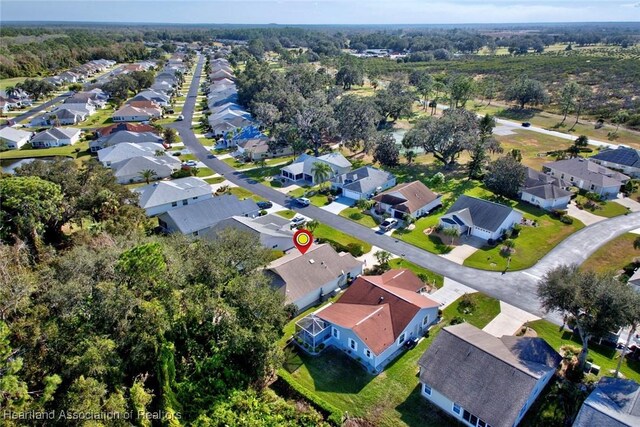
[293,229,313,254]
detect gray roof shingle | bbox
[160,194,259,234]
[134,177,212,209]
[330,166,395,194]
[573,377,640,427]
[445,195,518,233]
[418,323,560,427]
[543,158,629,187]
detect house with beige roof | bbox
[265,243,363,311]
[112,104,162,122]
[295,269,438,372]
[373,180,442,219]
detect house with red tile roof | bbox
[295,269,439,372]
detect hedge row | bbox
[274,369,344,426]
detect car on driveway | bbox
[257,201,273,210]
[296,197,311,207]
[380,218,398,231]
[177,115,184,121]
[184,160,197,167]
[290,216,306,228]
[521,122,531,127]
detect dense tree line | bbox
[0,159,327,425]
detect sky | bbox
[1,0,639,25]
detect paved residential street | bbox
[171,54,640,321]
[6,91,72,125]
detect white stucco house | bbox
[330,166,396,200]
[439,195,522,241]
[134,177,213,217]
[373,181,442,220]
[418,323,561,427]
[520,168,572,211]
[30,128,82,148]
[543,158,628,200]
[208,214,295,251]
[280,153,352,185]
[0,127,32,150]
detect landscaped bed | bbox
[442,292,501,329]
[339,206,378,228]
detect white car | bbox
[379,218,398,231]
[184,160,197,167]
[177,115,184,121]
[296,197,311,207]
[290,216,307,228]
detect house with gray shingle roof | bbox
[157,194,259,236]
[439,195,522,241]
[90,131,163,152]
[418,323,561,427]
[330,166,396,200]
[31,127,81,148]
[134,177,213,216]
[0,127,32,150]
[573,377,640,427]
[97,142,166,166]
[208,214,295,251]
[373,181,442,219]
[520,167,572,211]
[265,243,363,311]
[543,158,629,199]
[111,156,181,184]
[591,147,640,179]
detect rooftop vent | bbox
[378,296,384,304]
[309,259,315,264]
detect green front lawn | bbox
[275,210,296,220]
[442,293,501,329]
[280,323,455,427]
[393,213,452,255]
[464,203,585,271]
[204,176,225,184]
[528,319,640,383]
[288,186,333,207]
[339,207,378,228]
[194,167,213,177]
[575,195,629,218]
[81,108,116,128]
[388,258,444,289]
[227,186,264,201]
[0,141,92,164]
[314,223,372,254]
[581,233,639,274]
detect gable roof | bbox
[160,194,259,234]
[31,127,81,142]
[266,244,363,306]
[113,105,161,118]
[98,142,166,164]
[372,181,439,214]
[0,126,32,143]
[97,123,158,137]
[330,166,395,194]
[134,177,212,209]
[592,147,640,169]
[574,377,640,427]
[543,158,629,187]
[208,214,293,241]
[524,167,570,189]
[282,152,352,176]
[101,131,163,146]
[418,323,561,427]
[111,156,178,178]
[444,195,518,232]
[317,269,438,355]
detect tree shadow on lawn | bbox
[396,384,464,427]
[287,347,375,394]
[496,107,537,121]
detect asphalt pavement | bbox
[170,54,640,321]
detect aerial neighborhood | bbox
[2,18,640,427]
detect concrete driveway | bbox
[429,278,477,308]
[483,301,541,337]
[614,195,640,212]
[440,236,486,265]
[321,197,353,215]
[567,202,605,226]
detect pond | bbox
[1,157,55,174]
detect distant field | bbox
[0,77,30,90]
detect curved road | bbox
[171,54,640,320]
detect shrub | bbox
[275,371,343,425]
[318,343,325,350]
[347,243,365,257]
[430,172,445,187]
[458,294,476,313]
[259,209,267,216]
[504,239,516,249]
[487,238,495,246]
[449,316,464,325]
[349,212,364,221]
[511,224,522,237]
[171,169,191,179]
[560,216,574,225]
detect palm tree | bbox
[306,219,320,233]
[139,169,157,184]
[404,150,417,164]
[442,227,460,246]
[4,86,18,99]
[311,161,333,187]
[154,150,165,157]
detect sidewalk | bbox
[429,278,477,308]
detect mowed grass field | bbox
[581,233,639,274]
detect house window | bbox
[365,349,372,358]
[193,231,199,236]
[463,410,478,426]
[182,199,188,206]
[398,333,406,345]
[349,338,357,351]
[332,328,339,339]
[422,315,430,326]
[590,184,595,190]
[171,201,178,207]
[193,196,198,200]
[452,402,461,415]
[423,383,432,396]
